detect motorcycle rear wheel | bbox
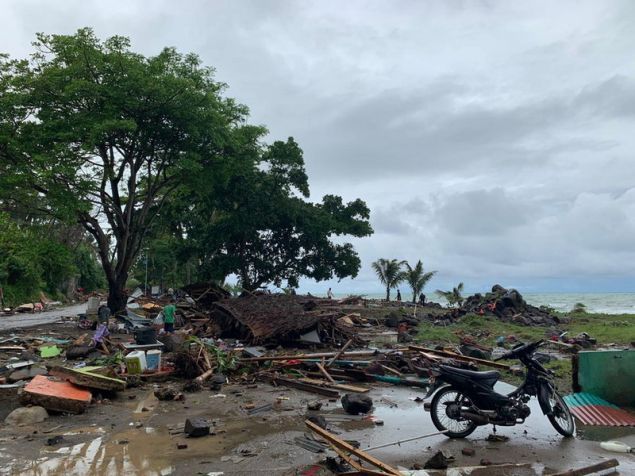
[430,386,478,438]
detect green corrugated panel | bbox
[577,350,635,407]
[564,392,618,408]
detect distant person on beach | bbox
[396,289,402,301]
[327,287,334,299]
[163,299,176,334]
[419,293,426,305]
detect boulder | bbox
[341,393,373,415]
[5,406,49,426]
[184,418,210,437]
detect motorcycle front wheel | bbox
[544,390,575,437]
[430,386,477,438]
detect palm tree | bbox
[404,260,437,303]
[372,258,406,301]
[436,282,465,307]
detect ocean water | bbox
[332,292,635,315]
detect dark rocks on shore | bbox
[460,284,558,326]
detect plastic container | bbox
[125,351,147,374]
[146,349,162,372]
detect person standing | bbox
[396,289,402,302]
[163,299,176,334]
[327,287,334,299]
[419,293,426,305]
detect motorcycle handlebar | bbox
[494,339,544,361]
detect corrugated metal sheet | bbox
[564,392,635,426]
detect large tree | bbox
[152,137,373,290]
[372,258,406,301]
[403,260,436,303]
[0,29,250,310]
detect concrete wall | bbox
[576,350,635,407]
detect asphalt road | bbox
[0,302,87,331]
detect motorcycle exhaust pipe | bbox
[460,410,490,424]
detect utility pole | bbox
[144,248,149,296]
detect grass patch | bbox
[415,312,635,347]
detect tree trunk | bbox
[107,274,128,313]
[385,286,390,301]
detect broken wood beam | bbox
[241,350,376,363]
[316,363,336,383]
[326,339,353,367]
[299,377,369,393]
[305,419,400,476]
[195,368,215,384]
[49,366,126,392]
[408,345,511,370]
[272,377,340,398]
[549,459,619,476]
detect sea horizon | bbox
[317,291,635,315]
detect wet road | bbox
[0,303,86,331]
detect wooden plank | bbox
[549,459,619,476]
[299,377,369,393]
[408,345,511,370]
[331,446,392,475]
[380,364,403,377]
[326,339,353,367]
[316,363,336,383]
[241,350,377,362]
[305,420,400,476]
[49,366,126,392]
[273,377,340,398]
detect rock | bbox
[459,345,491,360]
[424,450,451,469]
[341,393,373,415]
[184,418,210,437]
[307,401,322,411]
[177,443,188,449]
[8,366,48,382]
[461,447,475,456]
[480,459,493,466]
[492,284,507,294]
[46,435,64,446]
[182,381,202,393]
[5,406,48,426]
[65,345,94,360]
[154,387,183,401]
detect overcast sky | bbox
[3,0,635,295]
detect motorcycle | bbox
[424,339,575,438]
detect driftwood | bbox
[305,419,400,475]
[408,345,511,370]
[241,350,377,362]
[272,377,340,398]
[326,339,353,367]
[549,459,619,476]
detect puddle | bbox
[22,429,174,476]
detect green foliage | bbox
[74,244,105,291]
[0,28,252,310]
[372,258,406,301]
[436,282,465,307]
[403,260,436,303]
[153,137,373,290]
[0,213,85,305]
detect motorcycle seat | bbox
[440,365,501,381]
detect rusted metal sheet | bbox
[564,392,635,426]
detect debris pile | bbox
[461,284,560,325]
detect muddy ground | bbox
[0,313,633,475]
